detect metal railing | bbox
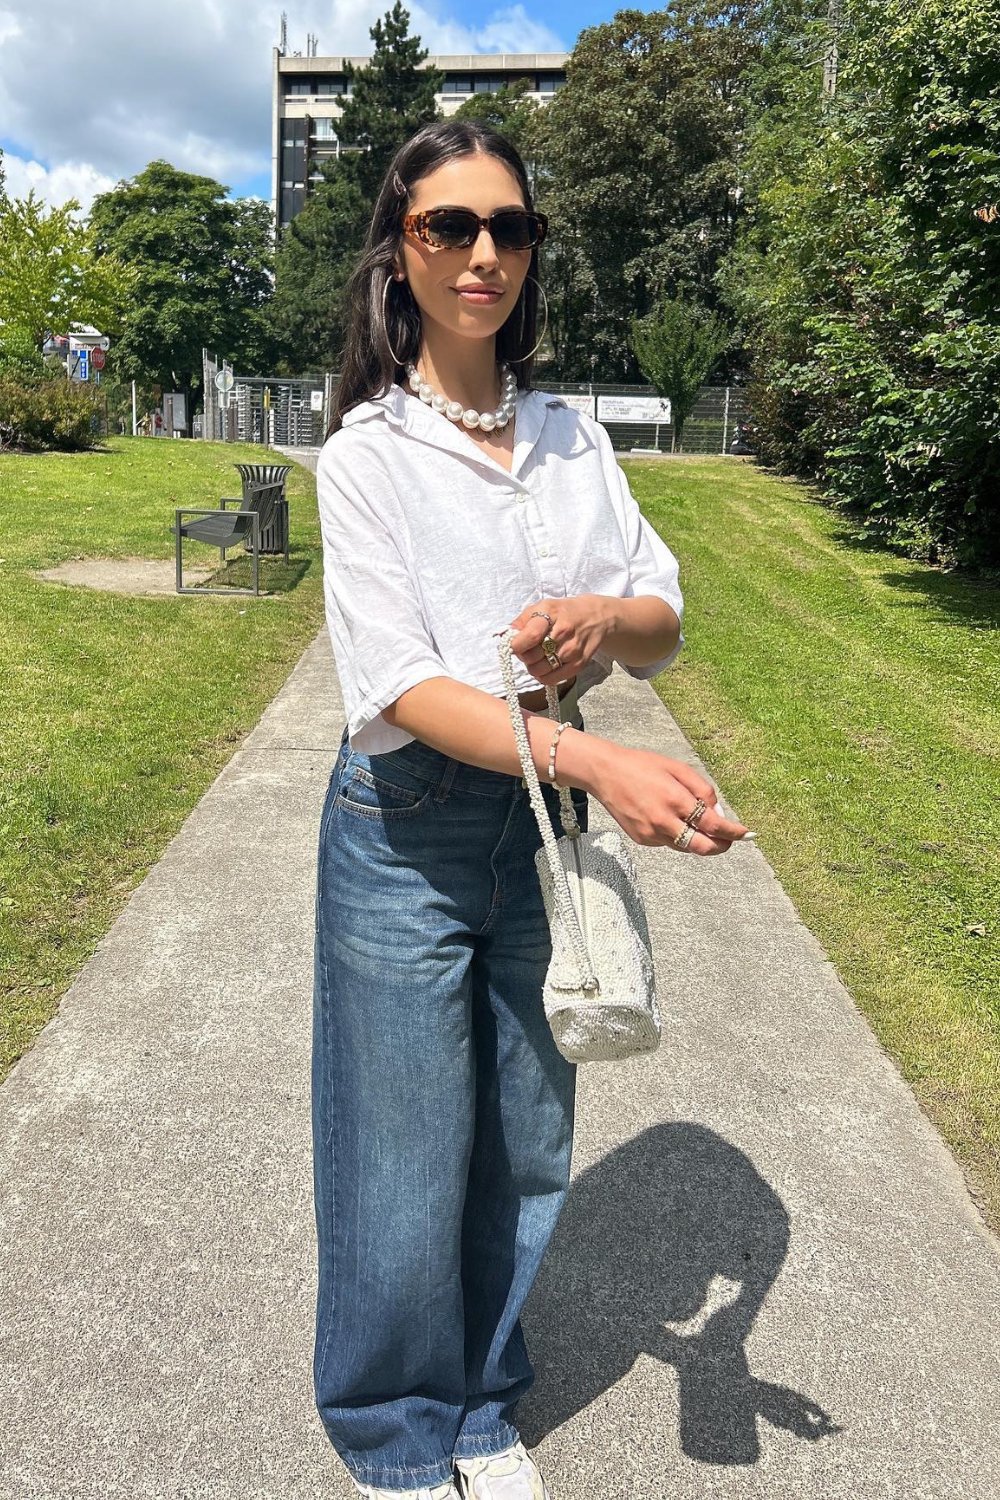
[537,381,747,454]
[201,352,746,455]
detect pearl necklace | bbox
[406,359,517,433]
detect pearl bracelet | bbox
[547,721,573,786]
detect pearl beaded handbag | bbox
[495,628,661,1064]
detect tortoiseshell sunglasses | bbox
[402,207,548,251]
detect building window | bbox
[280,185,307,223]
[442,76,472,94]
[286,79,314,96]
[537,74,565,93]
[312,116,337,140]
[316,78,348,95]
[282,145,306,179]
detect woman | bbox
[312,119,750,1500]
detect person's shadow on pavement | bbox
[519,1122,842,1466]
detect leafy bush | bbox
[631,296,731,451]
[0,375,102,451]
[720,0,1000,569]
[0,327,46,379]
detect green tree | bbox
[719,0,1000,566]
[269,167,371,372]
[89,161,276,424]
[0,191,129,346]
[269,1,443,371]
[631,295,731,449]
[336,1,444,200]
[453,77,541,162]
[535,0,763,380]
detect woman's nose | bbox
[469,227,500,269]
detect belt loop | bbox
[433,755,460,802]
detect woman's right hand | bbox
[585,741,752,854]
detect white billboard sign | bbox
[597,395,672,423]
[165,392,187,431]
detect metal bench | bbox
[173,480,283,596]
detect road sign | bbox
[90,347,106,372]
[310,389,324,412]
[215,368,235,395]
[77,349,89,381]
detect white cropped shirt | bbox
[315,380,685,754]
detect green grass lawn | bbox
[628,454,999,1231]
[0,436,325,1081]
[2,438,997,1233]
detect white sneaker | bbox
[453,1439,552,1500]
[351,1479,461,1500]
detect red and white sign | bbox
[90,347,106,371]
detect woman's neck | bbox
[407,323,503,413]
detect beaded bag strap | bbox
[495,628,599,993]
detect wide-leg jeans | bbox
[311,718,589,1491]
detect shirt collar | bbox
[341,380,560,485]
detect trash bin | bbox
[233,463,292,556]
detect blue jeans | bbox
[311,720,588,1490]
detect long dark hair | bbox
[326,119,544,439]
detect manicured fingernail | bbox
[740,831,758,839]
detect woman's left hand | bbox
[506,594,614,686]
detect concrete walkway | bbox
[2,463,999,1498]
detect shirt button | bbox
[515,493,526,503]
[538,545,551,557]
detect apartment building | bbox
[271,48,568,232]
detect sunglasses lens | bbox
[425,210,479,247]
[491,211,537,249]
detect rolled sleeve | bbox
[608,452,685,678]
[316,441,450,751]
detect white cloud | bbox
[0,0,567,211]
[1,155,117,214]
[418,4,567,54]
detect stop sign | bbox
[90,347,106,371]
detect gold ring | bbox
[683,798,707,829]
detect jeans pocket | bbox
[337,762,434,820]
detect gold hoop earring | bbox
[512,275,549,362]
[382,273,415,367]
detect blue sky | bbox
[0,0,646,213]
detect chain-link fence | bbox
[538,381,747,454]
[201,351,747,455]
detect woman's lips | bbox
[454,288,504,303]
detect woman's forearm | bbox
[600,595,680,668]
[381,677,616,795]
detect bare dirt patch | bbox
[36,557,219,596]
